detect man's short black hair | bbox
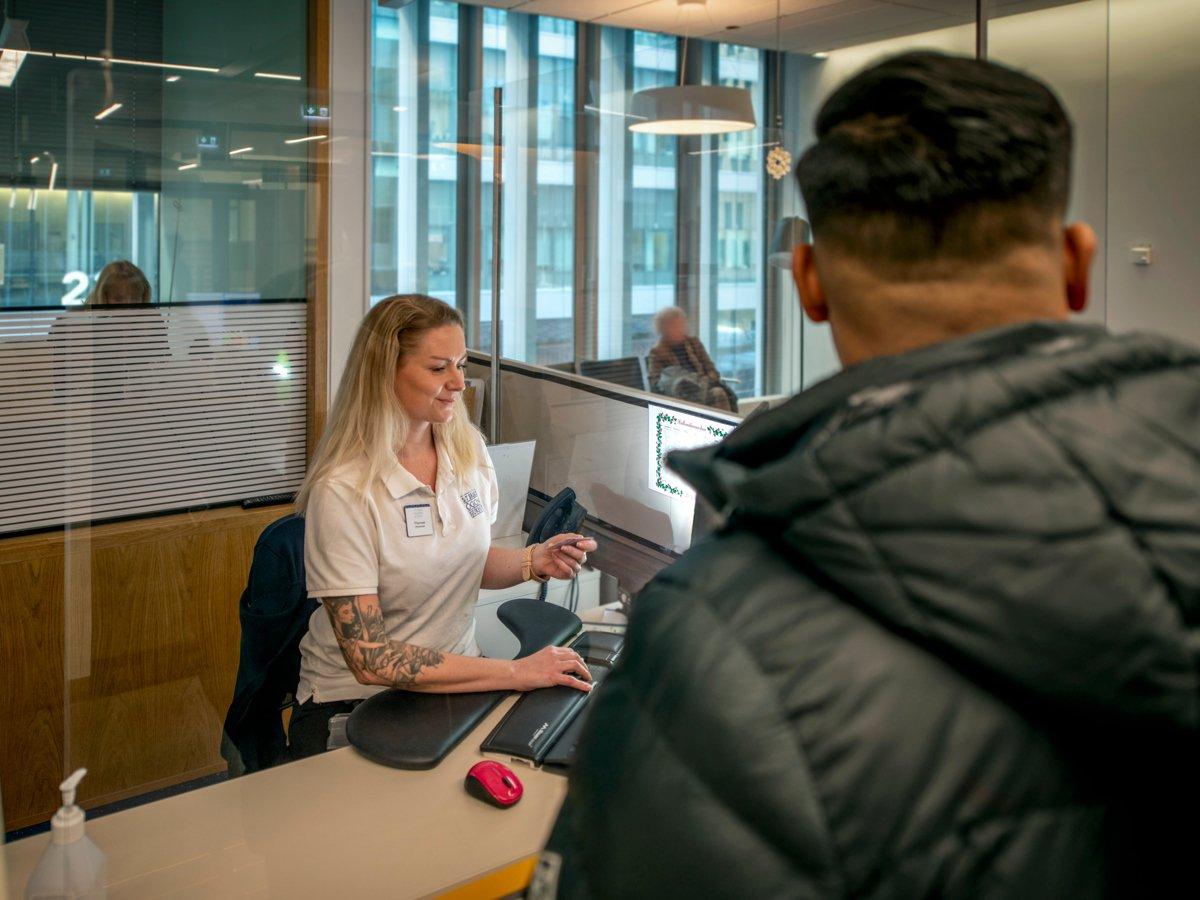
[797,52,1072,270]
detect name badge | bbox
[404,504,434,538]
[461,490,485,519]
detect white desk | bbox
[4,695,569,899]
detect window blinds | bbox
[0,303,307,536]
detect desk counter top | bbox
[4,695,568,899]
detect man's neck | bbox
[827,255,1071,368]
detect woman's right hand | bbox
[509,645,593,693]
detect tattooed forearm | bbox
[322,595,445,687]
[360,642,445,685]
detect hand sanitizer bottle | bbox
[24,769,107,899]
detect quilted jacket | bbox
[546,321,1200,899]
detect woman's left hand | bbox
[532,533,597,581]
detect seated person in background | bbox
[646,306,736,412]
[544,52,1199,898]
[49,259,165,400]
[290,294,598,759]
[87,259,151,305]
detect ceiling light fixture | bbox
[110,56,218,73]
[628,0,756,136]
[178,162,199,171]
[10,49,218,73]
[29,155,38,164]
[166,74,181,82]
[0,18,30,88]
[255,71,301,82]
[94,102,122,120]
[47,161,58,191]
[284,134,325,144]
[229,146,254,156]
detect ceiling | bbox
[451,0,1083,54]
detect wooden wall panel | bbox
[0,547,65,834]
[0,504,290,833]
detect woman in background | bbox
[87,260,151,305]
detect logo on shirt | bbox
[461,489,485,519]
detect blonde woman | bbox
[87,260,152,305]
[290,294,596,758]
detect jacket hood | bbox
[671,321,1200,733]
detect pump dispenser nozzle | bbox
[51,768,88,845]
[60,768,86,808]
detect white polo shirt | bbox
[297,432,499,703]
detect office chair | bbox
[221,514,315,776]
[577,356,649,392]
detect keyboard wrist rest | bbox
[479,684,591,765]
[345,598,582,770]
[498,598,583,659]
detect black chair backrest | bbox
[221,513,316,776]
[577,356,648,392]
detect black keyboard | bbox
[480,630,623,766]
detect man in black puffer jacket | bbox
[543,52,1199,898]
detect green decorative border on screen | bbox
[654,411,730,497]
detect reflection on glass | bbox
[1,189,158,307]
[0,0,313,839]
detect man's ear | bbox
[793,244,828,323]
[1063,223,1097,313]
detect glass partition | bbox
[362,0,1164,430]
[0,2,311,308]
[368,0,1005,420]
[1,0,314,836]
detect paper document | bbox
[647,405,731,499]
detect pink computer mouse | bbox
[465,760,524,808]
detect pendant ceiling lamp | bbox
[628,0,756,136]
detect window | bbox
[594,28,679,362]
[704,42,765,397]
[370,0,459,305]
[0,4,310,308]
[369,3,771,403]
[531,16,576,365]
